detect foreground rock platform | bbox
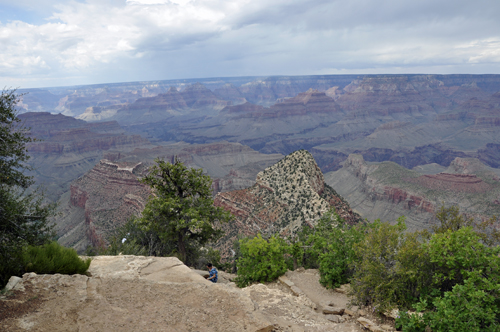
[0,256,369,332]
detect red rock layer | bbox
[406,173,492,193]
[69,160,150,247]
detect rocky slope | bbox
[214,150,361,257]
[56,142,283,252]
[325,155,500,231]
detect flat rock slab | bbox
[322,306,345,315]
[2,256,275,332]
[88,255,210,284]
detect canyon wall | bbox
[325,155,500,231]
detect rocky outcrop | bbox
[2,256,363,332]
[0,256,275,332]
[55,142,283,252]
[214,150,361,257]
[325,155,500,231]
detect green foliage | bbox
[235,234,288,287]
[137,158,232,266]
[396,228,500,332]
[0,90,33,188]
[0,90,55,288]
[99,218,149,256]
[23,242,91,275]
[345,206,500,331]
[433,204,500,246]
[350,217,416,312]
[302,209,366,289]
[432,204,474,233]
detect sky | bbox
[1,0,500,89]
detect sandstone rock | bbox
[321,300,335,307]
[357,317,384,332]
[334,283,351,294]
[322,306,344,315]
[3,276,24,292]
[2,256,280,332]
[278,276,295,288]
[358,309,367,316]
[344,308,357,316]
[290,285,304,297]
[380,324,395,331]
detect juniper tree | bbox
[138,158,232,264]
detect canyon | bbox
[325,155,500,231]
[14,74,500,250]
[56,142,283,251]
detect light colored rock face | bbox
[2,257,373,332]
[2,256,273,332]
[88,256,209,284]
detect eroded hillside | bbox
[325,155,500,231]
[214,150,361,257]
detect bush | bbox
[235,234,288,287]
[304,210,367,289]
[350,217,436,313]
[23,241,91,275]
[396,227,500,332]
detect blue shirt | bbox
[208,267,218,283]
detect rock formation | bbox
[57,160,150,249]
[18,112,152,201]
[55,142,283,252]
[214,150,361,257]
[107,83,231,124]
[325,155,500,231]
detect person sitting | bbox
[206,263,218,283]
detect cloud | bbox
[0,0,500,88]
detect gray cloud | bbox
[1,0,499,88]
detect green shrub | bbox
[23,241,91,275]
[396,227,500,332]
[303,210,366,289]
[350,217,436,313]
[235,234,288,287]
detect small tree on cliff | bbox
[138,158,232,265]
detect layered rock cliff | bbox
[214,150,361,257]
[57,160,150,249]
[325,155,500,231]
[18,112,152,201]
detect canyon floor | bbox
[0,256,392,332]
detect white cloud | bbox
[0,0,500,88]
